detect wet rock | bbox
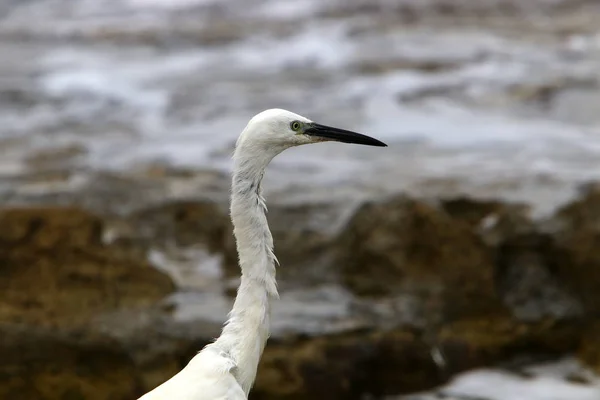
[335,193,591,323]
[439,197,585,322]
[440,197,533,246]
[0,323,141,400]
[125,200,242,283]
[267,202,342,288]
[543,184,600,315]
[336,196,506,322]
[127,200,232,252]
[5,188,600,400]
[437,316,583,374]
[0,206,177,399]
[495,232,584,321]
[87,305,223,395]
[253,329,440,400]
[0,206,175,326]
[86,297,440,399]
[579,321,600,374]
[440,198,583,321]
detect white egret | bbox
[139,109,386,400]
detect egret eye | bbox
[290,121,302,132]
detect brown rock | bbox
[579,321,600,374]
[438,316,583,373]
[253,329,439,400]
[87,307,223,396]
[5,189,600,400]
[0,207,175,327]
[268,203,342,288]
[0,323,141,400]
[0,207,103,248]
[440,197,586,322]
[440,197,533,244]
[545,184,600,314]
[495,232,584,321]
[0,207,175,399]
[441,198,584,321]
[126,200,242,282]
[336,196,506,321]
[84,310,439,400]
[129,200,231,251]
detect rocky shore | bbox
[2,181,600,399]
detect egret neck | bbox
[211,143,279,395]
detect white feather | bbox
[138,349,245,400]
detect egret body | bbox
[139,109,386,400]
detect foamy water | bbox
[2,0,600,213]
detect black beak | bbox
[305,123,387,147]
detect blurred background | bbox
[1,0,600,399]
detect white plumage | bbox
[139,109,386,400]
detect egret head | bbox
[235,109,386,160]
